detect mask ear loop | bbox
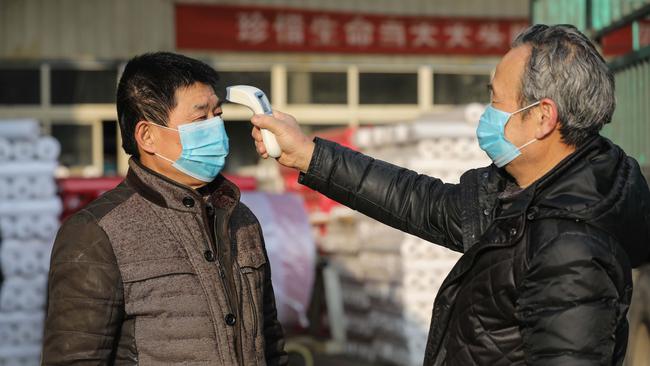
[512,100,542,150]
[146,121,178,131]
[154,152,176,164]
[511,100,541,115]
[517,138,537,150]
[145,122,178,164]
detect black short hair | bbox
[116,52,220,156]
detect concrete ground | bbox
[285,337,394,366]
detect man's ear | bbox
[535,98,559,140]
[134,121,157,154]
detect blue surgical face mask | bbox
[149,116,229,182]
[476,101,540,168]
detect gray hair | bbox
[512,24,615,146]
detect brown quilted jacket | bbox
[42,158,288,365]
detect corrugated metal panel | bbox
[531,0,588,29]
[178,0,529,18]
[602,58,650,167]
[591,0,650,31]
[0,0,175,59]
[532,0,650,31]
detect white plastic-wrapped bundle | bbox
[35,136,61,161]
[0,177,8,200]
[12,216,37,241]
[354,127,373,148]
[2,175,58,200]
[30,175,57,199]
[0,198,62,216]
[0,138,10,161]
[331,254,365,282]
[0,119,61,365]
[340,280,370,311]
[401,235,460,262]
[9,141,37,161]
[33,215,60,240]
[7,214,59,241]
[0,161,58,177]
[0,347,41,366]
[0,240,53,278]
[0,120,40,139]
[0,312,44,346]
[0,275,48,312]
[7,176,32,200]
[0,216,15,239]
[0,215,60,242]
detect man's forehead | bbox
[493,46,530,96]
[175,83,219,105]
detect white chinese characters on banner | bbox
[410,22,439,47]
[445,23,472,48]
[379,20,407,48]
[237,12,269,44]
[274,14,305,44]
[476,23,506,48]
[230,8,521,52]
[345,17,375,47]
[310,16,338,46]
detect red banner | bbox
[601,20,650,57]
[176,4,528,56]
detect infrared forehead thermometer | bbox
[225,85,282,158]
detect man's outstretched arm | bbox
[251,111,465,252]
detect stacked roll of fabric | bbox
[321,110,490,365]
[0,119,61,366]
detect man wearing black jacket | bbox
[250,25,650,365]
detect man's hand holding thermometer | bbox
[226,85,314,172]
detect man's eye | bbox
[194,116,207,122]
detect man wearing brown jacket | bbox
[42,52,288,365]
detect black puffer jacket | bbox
[299,135,650,365]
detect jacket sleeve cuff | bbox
[297,137,333,191]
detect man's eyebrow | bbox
[193,103,209,111]
[192,100,222,111]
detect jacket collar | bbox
[494,135,602,220]
[125,157,241,213]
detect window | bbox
[359,72,417,104]
[51,124,93,167]
[103,120,118,175]
[51,69,117,104]
[218,71,271,102]
[288,71,347,104]
[0,69,40,104]
[434,73,490,105]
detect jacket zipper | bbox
[199,205,241,365]
[244,271,258,338]
[213,210,244,366]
